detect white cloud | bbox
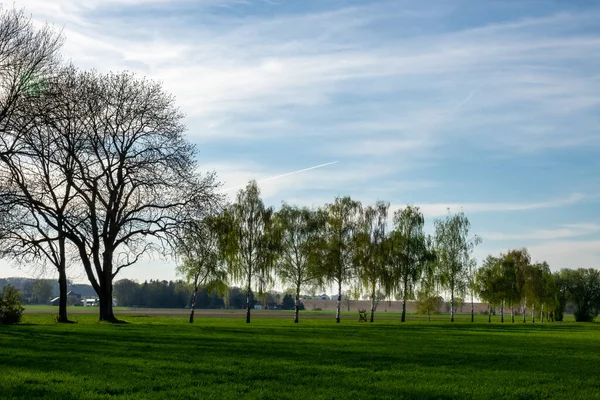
[481,223,600,241]
[412,193,586,218]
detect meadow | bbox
[1,312,599,399]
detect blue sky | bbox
[1,0,599,284]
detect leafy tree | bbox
[434,210,478,322]
[218,181,279,323]
[475,255,504,322]
[415,289,442,322]
[388,206,432,322]
[0,285,24,324]
[274,204,326,323]
[320,196,362,323]
[551,270,570,321]
[176,218,228,323]
[32,279,54,304]
[281,293,295,310]
[354,201,389,322]
[562,268,600,322]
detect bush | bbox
[0,285,25,324]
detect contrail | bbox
[221,161,339,193]
[455,88,478,110]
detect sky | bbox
[1,0,599,288]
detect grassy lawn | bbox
[1,314,599,399]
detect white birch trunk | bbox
[336,281,342,323]
[500,299,504,323]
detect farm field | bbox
[1,314,600,399]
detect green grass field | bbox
[1,313,599,399]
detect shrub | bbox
[0,285,25,324]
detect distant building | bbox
[254,302,263,310]
[49,291,81,306]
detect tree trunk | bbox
[369,284,375,323]
[245,290,251,324]
[531,304,535,323]
[488,303,491,323]
[500,299,504,323]
[56,231,70,323]
[189,284,198,324]
[294,284,300,324]
[450,289,455,322]
[541,304,544,323]
[470,291,474,323]
[511,301,514,323]
[401,279,408,322]
[522,302,526,323]
[57,264,69,323]
[98,286,117,322]
[428,311,431,322]
[336,281,342,323]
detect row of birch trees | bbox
[179,180,600,324]
[177,180,482,324]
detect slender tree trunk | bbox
[189,284,198,324]
[488,303,491,323]
[541,304,544,323]
[450,288,455,322]
[428,311,431,322]
[511,300,514,323]
[369,284,376,323]
[294,283,300,324]
[401,279,408,322]
[336,280,342,323]
[532,304,535,323]
[522,301,526,323]
[500,299,504,323]
[471,291,474,323]
[245,289,251,324]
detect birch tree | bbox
[321,196,361,323]
[176,218,227,323]
[219,180,279,323]
[354,201,389,322]
[273,203,326,323]
[434,210,478,322]
[389,205,432,322]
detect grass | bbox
[23,305,130,311]
[1,313,599,399]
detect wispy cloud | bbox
[414,193,586,218]
[481,223,600,241]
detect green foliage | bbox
[320,196,362,321]
[0,285,24,324]
[560,268,600,322]
[273,203,326,304]
[388,205,433,322]
[415,289,442,317]
[353,201,389,319]
[433,211,480,321]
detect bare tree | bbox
[0,7,63,152]
[2,68,222,322]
